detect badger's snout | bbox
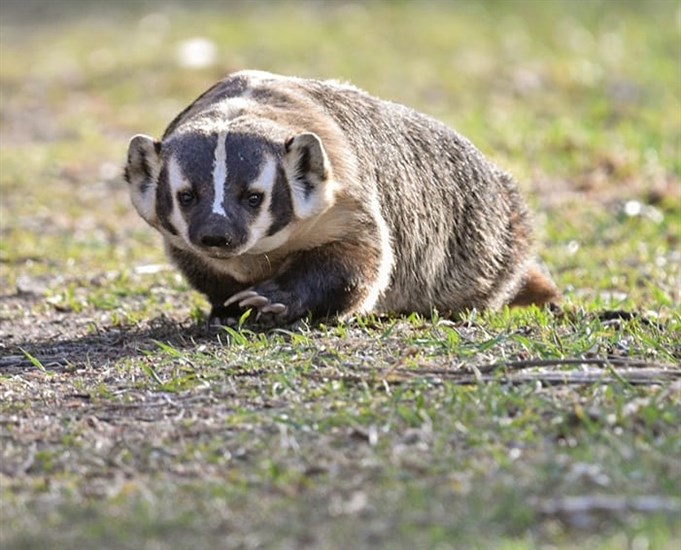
[190,214,242,253]
[199,232,231,248]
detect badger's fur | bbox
[125,70,558,325]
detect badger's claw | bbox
[208,314,237,328]
[223,288,288,322]
[224,290,259,307]
[239,295,270,309]
[261,303,287,314]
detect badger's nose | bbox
[200,234,231,248]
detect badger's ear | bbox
[283,132,334,219]
[125,134,161,226]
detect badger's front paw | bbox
[207,303,244,328]
[223,288,289,325]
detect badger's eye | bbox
[246,192,263,208]
[177,190,195,206]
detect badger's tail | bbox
[508,261,560,307]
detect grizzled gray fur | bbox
[125,70,557,325]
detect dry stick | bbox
[475,356,675,373]
[536,495,681,516]
[478,371,677,387]
[347,356,681,386]
[374,371,676,387]
[393,357,680,377]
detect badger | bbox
[125,70,558,326]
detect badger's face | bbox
[125,128,334,258]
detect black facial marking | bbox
[156,165,178,236]
[224,133,265,186]
[172,134,218,194]
[267,167,294,236]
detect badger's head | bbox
[125,126,335,258]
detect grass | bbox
[1,0,680,548]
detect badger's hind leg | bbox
[508,261,560,307]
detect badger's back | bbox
[295,78,535,313]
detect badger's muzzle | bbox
[190,214,241,254]
[199,233,231,249]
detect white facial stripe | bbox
[212,131,228,215]
[168,156,190,192]
[242,155,286,254]
[250,154,277,193]
[247,155,276,245]
[167,157,191,244]
[247,208,273,250]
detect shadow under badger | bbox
[125,70,558,326]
